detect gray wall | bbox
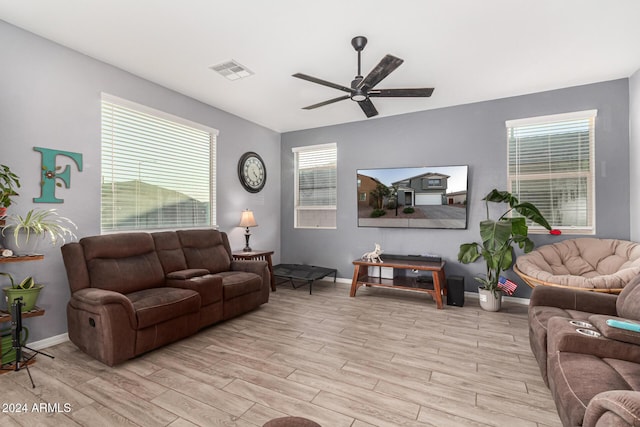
[630,68,640,241]
[0,20,281,342]
[281,79,630,297]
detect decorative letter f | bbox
[33,147,83,203]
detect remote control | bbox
[606,319,640,333]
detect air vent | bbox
[210,60,253,81]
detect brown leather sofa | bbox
[61,229,270,366]
[529,277,640,426]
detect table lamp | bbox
[239,209,258,252]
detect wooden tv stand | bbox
[350,255,447,309]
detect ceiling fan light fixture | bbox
[351,91,367,102]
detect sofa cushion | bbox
[127,287,200,329]
[548,352,640,427]
[81,233,166,294]
[152,231,189,274]
[215,271,262,300]
[177,229,232,273]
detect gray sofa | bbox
[61,229,270,366]
[529,276,640,426]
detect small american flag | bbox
[498,276,517,296]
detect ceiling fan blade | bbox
[302,95,351,110]
[358,55,404,91]
[369,88,434,97]
[292,73,352,93]
[357,99,379,118]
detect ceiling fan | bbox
[293,36,434,118]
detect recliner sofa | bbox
[529,276,640,426]
[61,229,270,366]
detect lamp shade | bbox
[239,210,257,228]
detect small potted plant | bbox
[0,164,20,217]
[458,189,554,311]
[2,208,77,254]
[0,272,43,312]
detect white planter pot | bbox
[478,287,503,312]
[1,227,47,255]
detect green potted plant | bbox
[2,208,77,254]
[0,272,43,312]
[0,164,21,217]
[458,189,553,311]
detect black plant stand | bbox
[0,297,54,388]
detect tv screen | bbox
[357,165,468,229]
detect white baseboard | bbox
[464,291,530,306]
[29,333,69,350]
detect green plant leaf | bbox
[483,189,519,207]
[458,243,481,264]
[510,216,528,238]
[480,219,512,252]
[19,276,35,289]
[513,202,552,230]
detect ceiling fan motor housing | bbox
[351,76,367,101]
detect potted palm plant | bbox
[2,208,77,254]
[458,189,553,311]
[0,272,43,312]
[0,164,20,217]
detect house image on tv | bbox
[392,172,450,206]
[357,173,384,208]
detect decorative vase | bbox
[3,286,43,312]
[478,287,503,312]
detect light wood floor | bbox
[1,281,561,427]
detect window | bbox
[507,110,596,234]
[293,143,337,228]
[101,94,218,232]
[425,178,442,188]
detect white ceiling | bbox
[2,0,640,133]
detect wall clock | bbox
[238,151,266,193]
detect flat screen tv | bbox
[357,165,468,229]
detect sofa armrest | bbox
[70,288,137,328]
[167,269,209,279]
[547,317,640,363]
[231,260,271,297]
[583,390,640,427]
[590,315,640,346]
[231,260,268,276]
[529,285,618,315]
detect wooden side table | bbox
[232,250,276,292]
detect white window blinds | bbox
[101,95,217,232]
[507,110,596,234]
[293,143,337,229]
